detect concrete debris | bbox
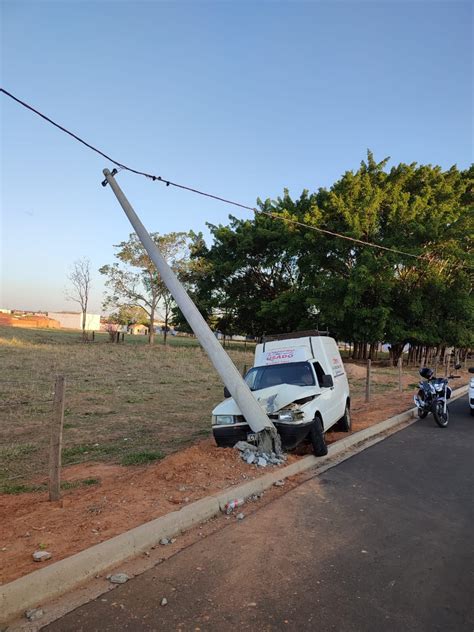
[234,441,286,468]
[274,480,285,487]
[159,538,170,545]
[234,441,258,453]
[25,608,44,621]
[110,573,129,584]
[32,550,52,562]
[161,597,168,606]
[236,513,245,520]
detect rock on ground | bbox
[110,573,129,584]
[25,608,44,621]
[32,550,52,562]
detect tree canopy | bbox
[185,153,473,361]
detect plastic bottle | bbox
[224,498,245,514]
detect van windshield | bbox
[244,362,315,391]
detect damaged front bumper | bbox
[213,419,313,450]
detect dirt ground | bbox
[2,374,468,586]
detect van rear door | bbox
[322,339,347,422]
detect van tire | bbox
[310,415,328,457]
[335,402,351,432]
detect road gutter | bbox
[1,385,468,627]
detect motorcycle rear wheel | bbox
[432,401,449,428]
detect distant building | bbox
[48,312,101,331]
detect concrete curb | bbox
[1,385,468,625]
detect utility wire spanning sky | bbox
[1,1,472,313]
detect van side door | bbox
[312,361,338,429]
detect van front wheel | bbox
[310,416,328,457]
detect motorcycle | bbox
[414,364,461,428]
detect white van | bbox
[212,333,351,456]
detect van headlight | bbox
[212,415,235,425]
[278,411,295,422]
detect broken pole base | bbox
[256,427,283,456]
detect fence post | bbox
[49,375,65,501]
[398,356,403,392]
[365,359,371,403]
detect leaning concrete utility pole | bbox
[102,168,280,450]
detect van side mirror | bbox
[320,374,334,388]
[223,386,231,398]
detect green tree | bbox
[110,305,149,327]
[100,232,193,345]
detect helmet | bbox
[419,367,433,379]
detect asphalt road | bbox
[46,397,474,632]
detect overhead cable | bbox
[1,87,421,259]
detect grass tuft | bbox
[121,450,164,466]
[2,483,44,494]
[2,477,100,494]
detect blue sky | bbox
[1,0,472,313]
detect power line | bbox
[1,87,422,259]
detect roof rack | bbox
[261,329,330,343]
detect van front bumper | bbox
[213,421,313,450]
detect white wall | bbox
[48,312,101,331]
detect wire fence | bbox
[0,352,469,497]
[0,353,252,495]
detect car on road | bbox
[212,333,351,455]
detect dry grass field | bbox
[0,327,255,492]
[0,325,466,494]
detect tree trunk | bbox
[352,341,359,361]
[164,306,168,346]
[148,304,155,345]
[389,342,405,367]
[82,309,87,342]
[439,344,446,363]
[368,342,377,361]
